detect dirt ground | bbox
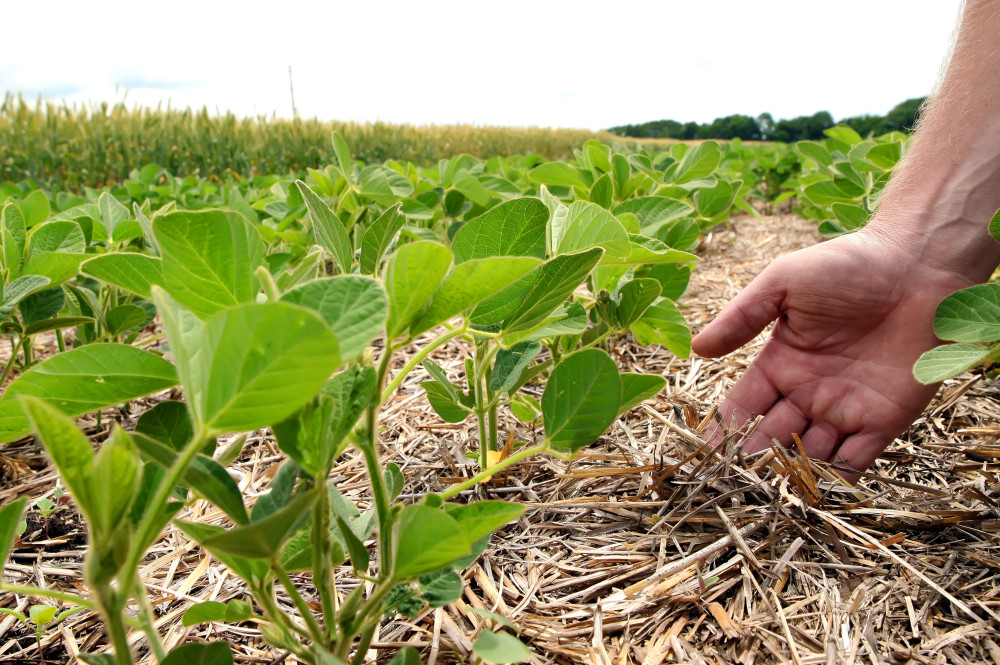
[2,212,999,664]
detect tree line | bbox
[608,98,925,142]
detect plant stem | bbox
[0,584,94,609]
[350,623,377,665]
[115,426,212,616]
[367,344,396,578]
[0,335,25,386]
[380,325,467,402]
[311,481,337,644]
[131,582,166,663]
[440,443,549,501]
[274,564,327,645]
[96,588,132,665]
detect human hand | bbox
[691,228,973,482]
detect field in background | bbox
[1,96,615,191]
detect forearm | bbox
[867,0,1000,284]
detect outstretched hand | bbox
[691,228,967,482]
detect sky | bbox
[2,1,965,131]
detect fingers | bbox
[739,399,809,454]
[828,432,890,485]
[691,264,786,358]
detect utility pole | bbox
[289,66,297,118]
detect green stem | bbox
[54,328,66,353]
[311,481,337,644]
[96,589,132,665]
[367,344,396,578]
[116,426,213,614]
[381,325,467,402]
[274,563,327,645]
[350,624,377,665]
[0,335,25,385]
[0,584,94,610]
[131,582,166,663]
[441,443,549,501]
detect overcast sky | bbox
[3,1,964,131]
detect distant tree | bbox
[607,99,923,142]
[884,97,926,132]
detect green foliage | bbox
[0,131,737,665]
[915,282,1000,384]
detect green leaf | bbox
[631,298,691,358]
[618,374,666,417]
[528,162,591,190]
[422,382,469,424]
[21,252,86,284]
[0,496,27,565]
[646,264,690,301]
[452,198,549,262]
[542,349,621,452]
[393,505,471,579]
[161,642,234,665]
[81,254,164,299]
[0,275,50,320]
[484,248,602,334]
[154,210,265,319]
[490,342,541,394]
[419,568,463,607]
[200,491,312,559]
[990,208,1000,242]
[105,304,148,336]
[824,125,864,145]
[29,605,57,627]
[91,427,140,539]
[155,294,342,434]
[614,278,661,328]
[18,286,64,326]
[671,142,722,184]
[20,190,50,228]
[336,514,371,576]
[27,221,85,257]
[360,203,405,275]
[933,284,1000,343]
[202,303,341,433]
[384,241,453,339]
[98,192,130,241]
[384,462,404,502]
[473,630,531,664]
[444,501,524,543]
[798,141,833,167]
[132,433,248,525]
[0,343,177,419]
[914,343,992,384]
[135,401,203,453]
[803,179,864,206]
[18,396,96,523]
[832,203,868,231]
[612,197,693,236]
[182,601,227,626]
[411,257,541,335]
[555,201,631,263]
[296,180,353,274]
[359,166,414,206]
[251,461,299,522]
[175,521,269,584]
[589,173,614,208]
[23,316,94,337]
[510,393,541,423]
[694,179,738,220]
[282,276,388,359]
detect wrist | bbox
[863,208,1000,289]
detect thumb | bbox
[691,263,787,357]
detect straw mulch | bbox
[2,213,999,665]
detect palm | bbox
[692,232,963,479]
